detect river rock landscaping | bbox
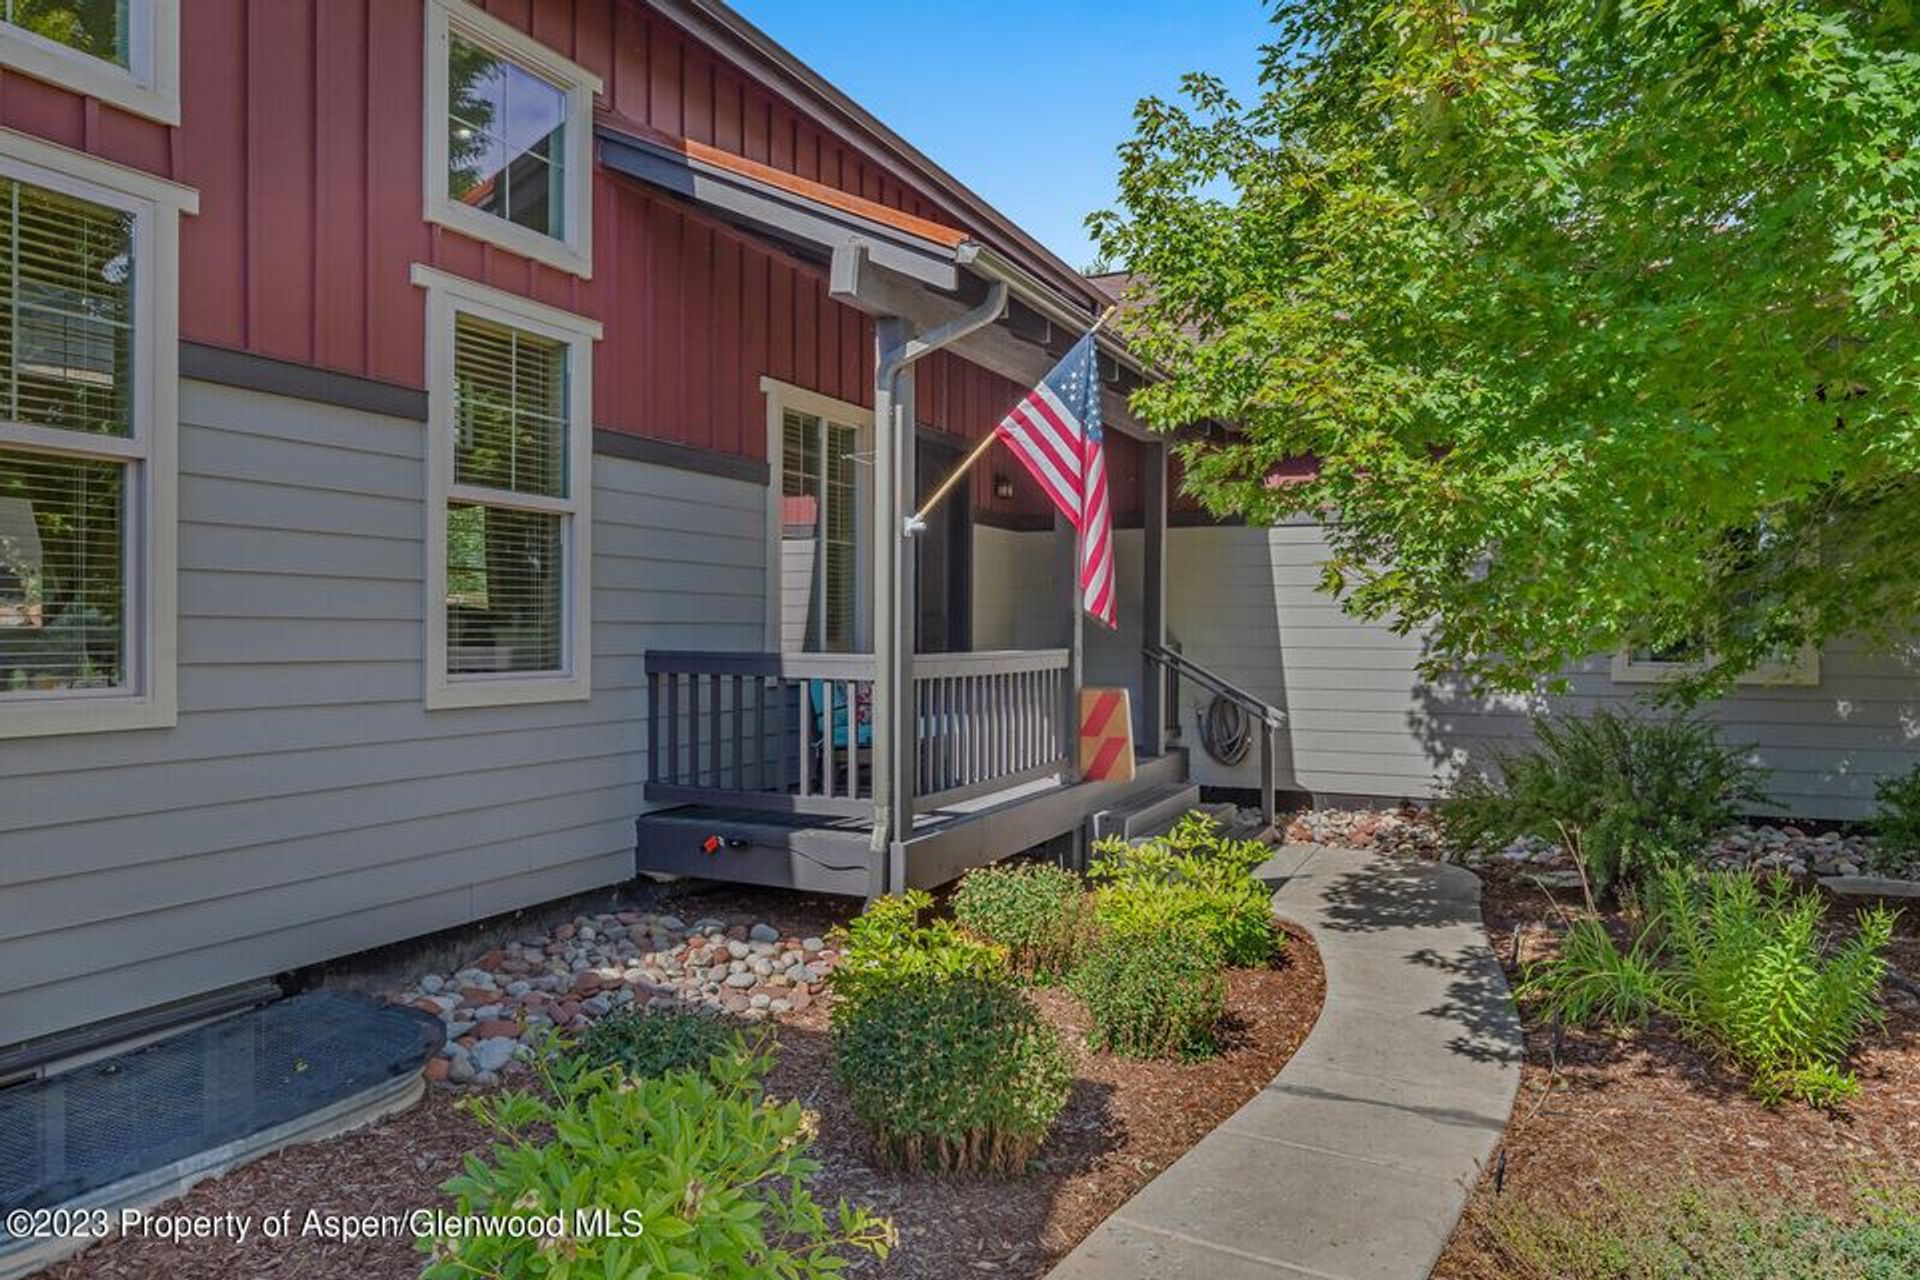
[1285,805,1918,880]
[390,909,837,1086]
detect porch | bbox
[634,647,1199,896]
[606,119,1283,894]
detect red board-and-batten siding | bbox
[0,0,1115,518]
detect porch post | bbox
[1058,507,1085,870]
[1059,508,1083,778]
[869,316,916,897]
[892,359,918,875]
[1141,440,1169,755]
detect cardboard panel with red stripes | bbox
[1078,687,1136,782]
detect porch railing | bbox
[644,648,1074,818]
[646,651,876,817]
[913,649,1072,809]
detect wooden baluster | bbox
[844,679,859,799]
[798,679,813,798]
[647,669,660,786]
[755,677,769,792]
[732,674,745,790]
[709,675,722,787]
[667,673,682,785]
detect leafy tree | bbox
[1092,2,1920,699]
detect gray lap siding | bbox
[0,380,765,1046]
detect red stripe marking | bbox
[1087,733,1128,780]
[1080,688,1123,739]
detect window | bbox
[0,133,194,739]
[762,379,870,653]
[423,0,598,278]
[1611,642,1819,687]
[414,265,599,709]
[1612,523,1820,688]
[0,1,181,125]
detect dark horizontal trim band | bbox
[180,342,429,421]
[591,430,770,485]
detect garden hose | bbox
[1198,693,1253,766]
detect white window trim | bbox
[0,1,181,126]
[422,0,599,279]
[1611,645,1821,688]
[760,376,873,654]
[414,264,600,709]
[0,128,196,739]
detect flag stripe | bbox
[999,412,1083,521]
[1012,395,1087,496]
[1010,398,1084,501]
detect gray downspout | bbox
[864,274,1008,895]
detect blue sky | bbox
[731,0,1273,271]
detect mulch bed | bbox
[47,886,1324,1280]
[1432,864,1920,1279]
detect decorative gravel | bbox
[1283,805,1919,881]
[389,910,837,1086]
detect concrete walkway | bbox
[1047,845,1523,1280]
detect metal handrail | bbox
[1142,641,1283,837]
[1142,643,1284,729]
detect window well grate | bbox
[0,991,442,1225]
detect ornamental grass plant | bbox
[1519,868,1896,1107]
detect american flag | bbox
[995,331,1117,628]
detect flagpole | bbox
[905,304,1118,534]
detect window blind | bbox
[0,452,124,692]
[452,312,566,497]
[0,172,134,698]
[0,175,135,438]
[446,313,570,677]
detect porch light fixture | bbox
[993,473,1015,500]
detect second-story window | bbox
[7,0,130,66]
[0,0,180,124]
[424,0,599,279]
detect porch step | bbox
[1090,782,1202,845]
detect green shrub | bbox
[1442,709,1769,896]
[1073,930,1227,1059]
[1477,1180,1920,1280]
[1650,868,1896,1106]
[1522,868,1896,1106]
[1089,812,1279,967]
[951,861,1093,981]
[1517,916,1663,1030]
[1869,762,1920,872]
[832,976,1072,1175]
[419,1036,892,1279]
[826,889,1008,1023]
[575,1007,741,1080]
